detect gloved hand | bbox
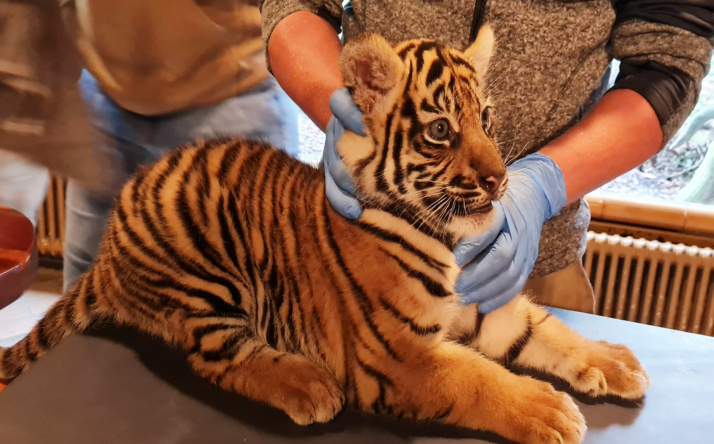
[323,88,365,220]
[454,153,567,313]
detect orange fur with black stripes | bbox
[0,28,648,444]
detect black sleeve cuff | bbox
[615,0,714,40]
[611,61,691,125]
[315,7,342,35]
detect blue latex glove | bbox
[454,153,567,313]
[323,88,365,220]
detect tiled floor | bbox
[0,267,63,347]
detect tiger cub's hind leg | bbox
[457,297,649,400]
[182,316,344,425]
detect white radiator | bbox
[585,232,714,336]
[36,176,65,257]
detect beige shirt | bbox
[61,0,269,115]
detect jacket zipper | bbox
[469,0,488,43]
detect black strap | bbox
[469,0,488,43]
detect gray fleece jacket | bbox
[260,0,713,279]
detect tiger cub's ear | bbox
[463,24,495,86]
[340,34,405,114]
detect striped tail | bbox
[0,272,101,380]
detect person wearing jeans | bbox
[60,1,299,290]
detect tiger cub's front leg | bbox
[182,317,344,425]
[456,296,650,399]
[380,342,586,444]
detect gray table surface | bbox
[0,308,712,444]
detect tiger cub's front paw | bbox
[268,355,345,425]
[501,376,586,444]
[570,340,650,399]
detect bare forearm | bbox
[540,89,663,205]
[268,11,344,131]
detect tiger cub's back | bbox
[90,139,327,341]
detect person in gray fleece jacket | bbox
[260,0,713,312]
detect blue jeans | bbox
[64,71,299,291]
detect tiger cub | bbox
[0,27,648,444]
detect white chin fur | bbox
[448,210,497,238]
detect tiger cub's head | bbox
[338,27,506,238]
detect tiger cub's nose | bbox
[479,173,505,196]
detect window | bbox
[595,60,714,208]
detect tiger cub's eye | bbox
[481,107,492,134]
[427,118,451,141]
